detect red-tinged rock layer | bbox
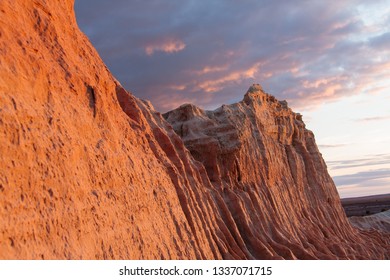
[0,0,225,259]
[0,1,389,259]
[164,84,390,259]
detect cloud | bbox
[318,144,347,149]
[333,167,390,198]
[145,39,186,56]
[337,184,390,198]
[75,1,390,112]
[193,65,228,75]
[369,32,390,50]
[355,115,390,122]
[197,62,261,93]
[333,168,390,186]
[328,154,390,170]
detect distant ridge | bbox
[341,193,390,217]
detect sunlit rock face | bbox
[0,0,224,260]
[164,85,390,259]
[0,0,389,259]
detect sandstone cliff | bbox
[164,85,390,259]
[0,0,389,259]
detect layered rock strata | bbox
[0,0,389,259]
[163,84,390,259]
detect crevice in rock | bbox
[86,85,96,117]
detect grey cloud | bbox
[333,168,390,187]
[75,0,390,112]
[369,32,390,50]
[328,154,390,170]
[355,115,390,122]
[318,144,347,149]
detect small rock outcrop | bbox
[349,211,390,233]
[0,1,389,259]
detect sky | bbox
[75,0,390,198]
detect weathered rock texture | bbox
[0,0,389,259]
[349,211,390,233]
[164,85,390,259]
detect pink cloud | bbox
[197,62,261,93]
[145,38,186,56]
[193,65,228,75]
[168,84,187,91]
[76,1,390,113]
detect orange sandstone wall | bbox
[0,0,224,259]
[0,1,388,259]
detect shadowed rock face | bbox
[0,1,389,259]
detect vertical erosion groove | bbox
[86,85,96,117]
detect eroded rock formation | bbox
[164,85,390,259]
[0,0,389,259]
[349,211,390,233]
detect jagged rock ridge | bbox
[164,85,390,259]
[0,0,389,259]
